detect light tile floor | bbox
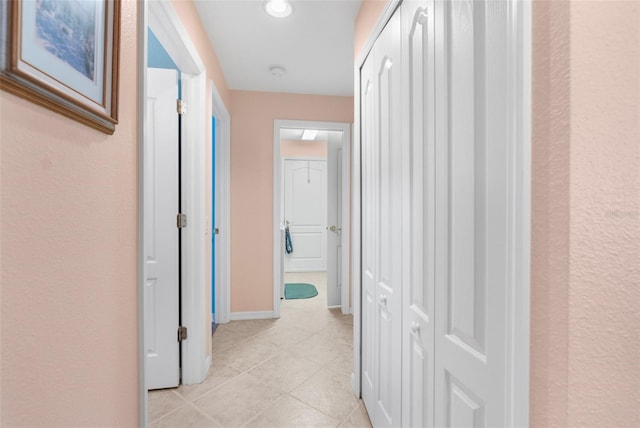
[149,272,373,428]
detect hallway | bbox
[148,272,371,427]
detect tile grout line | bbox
[151,271,364,427]
[147,389,191,425]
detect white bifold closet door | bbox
[400,1,436,427]
[361,9,403,428]
[361,0,522,426]
[433,0,514,425]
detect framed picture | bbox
[0,0,120,134]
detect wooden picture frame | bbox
[0,0,120,134]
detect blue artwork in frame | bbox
[35,0,97,80]
[0,0,120,134]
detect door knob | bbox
[410,321,420,335]
[379,295,387,307]
[326,225,342,232]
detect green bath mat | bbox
[284,283,318,300]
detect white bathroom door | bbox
[283,159,327,272]
[433,0,514,425]
[144,68,180,390]
[361,10,404,428]
[326,132,342,307]
[400,1,436,426]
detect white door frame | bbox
[351,1,531,425]
[273,120,352,317]
[138,1,212,425]
[211,82,231,324]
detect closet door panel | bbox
[401,1,436,427]
[434,0,512,426]
[373,10,403,428]
[360,52,378,415]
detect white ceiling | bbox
[194,0,362,96]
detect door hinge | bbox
[177,213,187,228]
[177,99,187,115]
[177,326,188,342]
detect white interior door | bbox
[284,159,327,272]
[433,0,512,425]
[145,68,180,390]
[361,10,403,427]
[401,1,436,426]
[326,133,342,307]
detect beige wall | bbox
[229,90,353,312]
[530,1,571,424]
[0,2,140,425]
[565,1,639,425]
[354,0,387,59]
[0,1,231,424]
[356,0,640,426]
[532,1,640,426]
[280,140,328,158]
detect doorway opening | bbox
[209,82,231,327]
[273,120,351,318]
[139,1,214,425]
[211,115,217,335]
[145,27,182,391]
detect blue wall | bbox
[211,116,216,318]
[148,29,179,70]
[148,29,181,97]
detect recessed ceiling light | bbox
[301,129,319,140]
[269,65,286,78]
[264,0,294,18]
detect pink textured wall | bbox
[172,0,230,360]
[280,140,328,158]
[531,1,640,426]
[0,1,139,425]
[230,91,353,312]
[354,0,387,59]
[566,1,639,425]
[530,1,571,425]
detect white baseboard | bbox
[327,305,342,310]
[205,355,212,371]
[230,311,275,321]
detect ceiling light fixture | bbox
[301,129,319,141]
[264,0,294,18]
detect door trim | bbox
[139,1,211,425]
[512,0,532,423]
[211,82,231,324]
[352,0,531,425]
[273,120,352,318]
